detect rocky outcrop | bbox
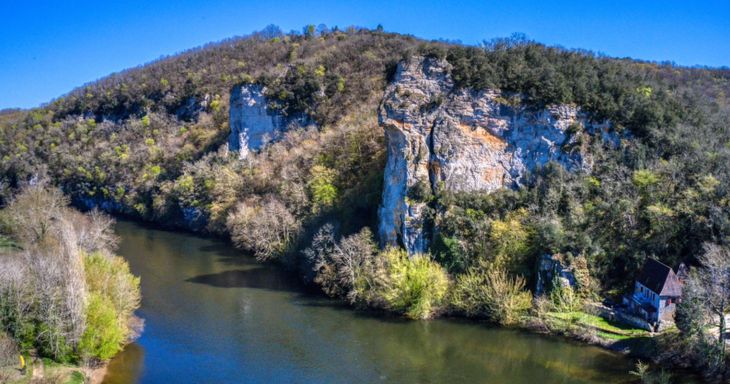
[228,84,307,158]
[175,94,210,121]
[378,57,617,254]
[535,254,577,296]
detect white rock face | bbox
[378,57,616,254]
[229,84,289,158]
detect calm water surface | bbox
[103,220,637,384]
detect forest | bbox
[0,25,729,379]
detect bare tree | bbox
[696,243,730,360]
[2,182,68,245]
[305,225,378,304]
[678,243,730,375]
[70,209,119,256]
[226,195,300,261]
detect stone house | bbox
[626,258,683,325]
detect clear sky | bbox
[1,0,729,109]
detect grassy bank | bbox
[0,356,104,384]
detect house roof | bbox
[636,258,682,297]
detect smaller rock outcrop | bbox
[535,254,577,296]
[228,84,307,158]
[175,94,210,121]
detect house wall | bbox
[633,281,680,323]
[658,296,678,321]
[634,282,660,305]
[633,282,661,322]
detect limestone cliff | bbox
[378,56,616,254]
[229,84,306,158]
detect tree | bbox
[303,24,316,38]
[488,208,534,273]
[305,224,377,302]
[0,185,140,363]
[308,165,338,212]
[2,182,68,244]
[677,243,730,375]
[226,196,300,261]
[695,243,730,367]
[451,262,532,325]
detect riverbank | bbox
[0,357,107,384]
[107,218,710,382]
[99,219,645,383]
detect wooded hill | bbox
[1,25,728,295]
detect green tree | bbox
[377,248,449,319]
[78,293,126,361]
[451,262,531,325]
[308,165,338,211]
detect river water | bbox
[102,220,637,383]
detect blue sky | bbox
[1,0,728,109]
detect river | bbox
[102,220,637,383]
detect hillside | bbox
[1,26,729,293]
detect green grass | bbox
[0,235,19,250]
[67,370,85,384]
[547,311,649,341]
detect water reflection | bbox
[102,343,144,384]
[104,221,637,384]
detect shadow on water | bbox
[186,267,304,292]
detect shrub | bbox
[451,263,531,325]
[376,248,449,319]
[549,279,582,313]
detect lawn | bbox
[547,311,650,341]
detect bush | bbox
[451,263,531,325]
[549,279,582,313]
[376,248,449,319]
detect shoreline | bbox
[102,215,701,382]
